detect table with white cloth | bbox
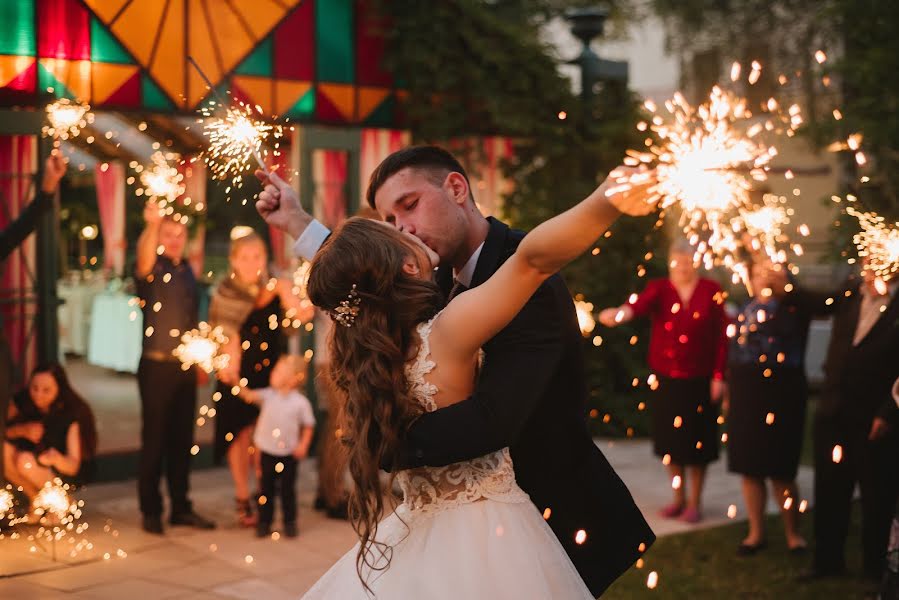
[57,274,108,356]
[87,291,144,373]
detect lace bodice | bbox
[397,316,530,517]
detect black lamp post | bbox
[565,6,628,102]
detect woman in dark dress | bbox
[727,260,829,555]
[209,231,311,526]
[600,240,728,523]
[3,364,97,504]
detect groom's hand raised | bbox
[255,169,312,238]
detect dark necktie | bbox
[448,280,468,301]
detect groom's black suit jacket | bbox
[398,217,655,597]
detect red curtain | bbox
[0,135,39,380]
[94,161,126,276]
[360,128,409,207]
[313,149,349,228]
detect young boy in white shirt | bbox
[239,355,315,538]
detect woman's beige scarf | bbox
[208,275,260,338]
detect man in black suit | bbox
[809,264,899,582]
[256,146,655,597]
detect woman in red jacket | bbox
[600,239,728,523]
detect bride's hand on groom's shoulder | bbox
[600,166,658,217]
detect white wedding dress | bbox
[302,317,593,599]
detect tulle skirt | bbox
[301,499,593,599]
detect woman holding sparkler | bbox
[599,240,728,523]
[209,230,312,527]
[4,364,96,508]
[725,260,827,555]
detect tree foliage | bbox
[376,0,669,435]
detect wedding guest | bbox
[727,260,828,555]
[878,377,899,598]
[3,364,97,503]
[237,355,315,538]
[1,153,66,483]
[807,260,899,582]
[599,239,727,523]
[134,201,214,534]
[209,230,310,526]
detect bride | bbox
[302,167,655,598]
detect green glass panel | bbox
[38,63,74,99]
[90,17,133,64]
[316,0,353,83]
[235,37,272,77]
[363,95,395,128]
[287,88,315,119]
[141,75,175,110]
[0,0,35,56]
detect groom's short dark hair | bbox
[366,145,473,209]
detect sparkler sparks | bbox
[198,100,283,191]
[846,206,899,282]
[0,488,13,521]
[623,68,805,288]
[43,98,93,142]
[574,300,597,336]
[173,322,230,373]
[33,480,74,520]
[138,151,185,206]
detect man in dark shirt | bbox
[134,201,213,534]
[1,153,66,484]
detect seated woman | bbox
[3,364,97,504]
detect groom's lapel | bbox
[470,217,510,290]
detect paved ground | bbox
[0,440,813,598]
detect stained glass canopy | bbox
[0,0,400,127]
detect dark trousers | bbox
[137,357,196,516]
[814,413,899,579]
[258,452,298,525]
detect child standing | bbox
[239,355,315,538]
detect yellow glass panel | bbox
[111,0,167,64]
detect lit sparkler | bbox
[173,322,231,373]
[199,101,280,184]
[846,206,899,282]
[0,488,13,520]
[733,193,804,266]
[137,151,185,206]
[574,300,597,336]
[623,73,803,286]
[33,480,73,520]
[43,98,93,142]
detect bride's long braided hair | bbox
[307,217,443,591]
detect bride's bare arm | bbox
[433,168,655,359]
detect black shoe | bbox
[284,521,298,538]
[313,495,327,511]
[736,540,768,556]
[788,543,808,556]
[256,522,271,538]
[142,514,164,535]
[169,511,215,529]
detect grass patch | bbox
[605,506,873,599]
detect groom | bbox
[256,146,654,596]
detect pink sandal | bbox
[659,503,685,518]
[680,507,702,523]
